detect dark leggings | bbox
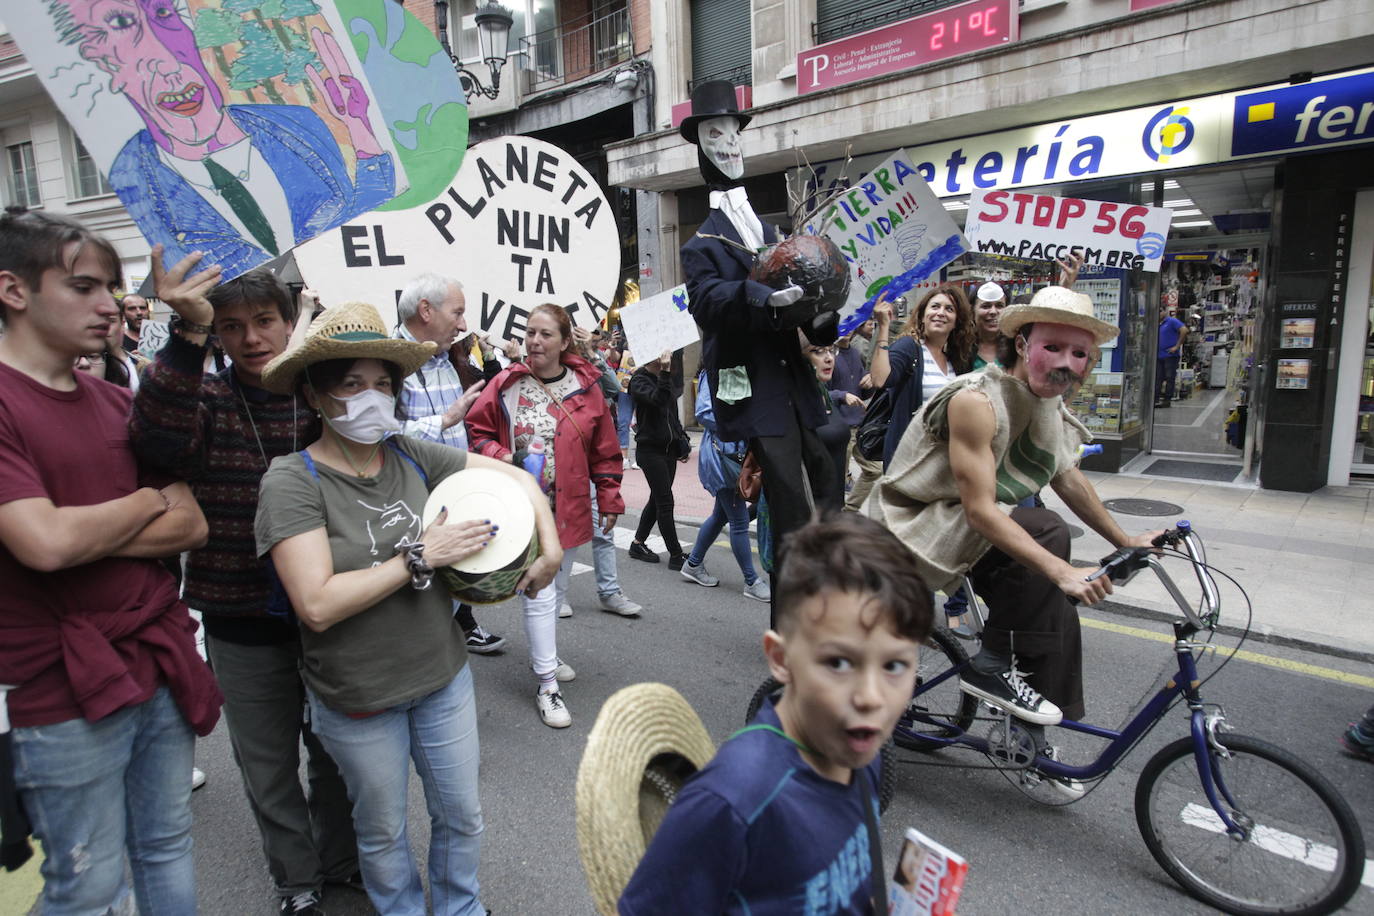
[634,447,682,555]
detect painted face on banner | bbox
[67,0,227,153]
[698,116,744,180]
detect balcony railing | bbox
[519,7,633,93]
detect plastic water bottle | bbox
[1078,443,1104,459]
[523,436,548,490]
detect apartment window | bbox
[690,0,751,89]
[70,132,112,199]
[815,0,957,44]
[6,141,40,209]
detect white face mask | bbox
[322,388,401,444]
[699,116,744,180]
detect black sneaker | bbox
[628,541,659,563]
[464,626,507,655]
[667,553,687,572]
[959,665,1063,725]
[280,890,324,915]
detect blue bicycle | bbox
[747,523,1365,915]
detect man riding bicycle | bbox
[870,286,1159,727]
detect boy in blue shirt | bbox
[620,513,935,914]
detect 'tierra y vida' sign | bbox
[295,136,620,338]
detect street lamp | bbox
[434,0,515,102]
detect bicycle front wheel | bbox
[893,626,978,752]
[1135,733,1365,915]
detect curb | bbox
[613,510,1368,664]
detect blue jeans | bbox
[616,392,633,448]
[589,481,620,597]
[307,666,484,916]
[687,488,758,585]
[11,686,196,915]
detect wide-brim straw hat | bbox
[260,301,435,394]
[998,285,1119,346]
[576,683,716,916]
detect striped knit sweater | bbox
[130,332,320,641]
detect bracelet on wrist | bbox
[394,540,435,591]
[171,315,213,336]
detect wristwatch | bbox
[170,313,213,337]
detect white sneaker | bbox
[1032,745,1087,800]
[191,767,207,791]
[558,601,573,618]
[537,688,571,728]
[598,592,643,616]
[743,579,771,602]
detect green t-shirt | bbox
[255,436,468,713]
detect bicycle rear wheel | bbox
[893,626,978,752]
[1135,733,1365,915]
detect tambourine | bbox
[421,468,540,605]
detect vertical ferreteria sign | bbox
[797,0,1018,95]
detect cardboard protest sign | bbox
[964,190,1173,272]
[806,150,968,336]
[295,136,621,338]
[618,285,700,365]
[5,1,458,281]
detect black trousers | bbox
[634,446,683,555]
[969,507,1085,721]
[750,408,840,626]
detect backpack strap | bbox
[385,438,428,486]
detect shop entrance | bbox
[1132,166,1275,485]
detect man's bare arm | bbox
[111,480,209,559]
[0,488,168,572]
[947,390,1113,605]
[1051,467,1160,553]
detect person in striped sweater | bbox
[130,246,357,915]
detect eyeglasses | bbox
[805,346,837,356]
[84,352,107,362]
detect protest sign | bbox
[5,1,459,281]
[295,135,620,338]
[618,286,700,365]
[805,150,968,335]
[964,190,1173,272]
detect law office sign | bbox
[797,0,1018,95]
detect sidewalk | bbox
[618,434,1374,661]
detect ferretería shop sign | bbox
[799,67,1374,199]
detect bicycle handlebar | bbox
[1079,522,1221,628]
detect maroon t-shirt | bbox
[0,360,218,732]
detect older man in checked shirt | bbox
[393,273,508,652]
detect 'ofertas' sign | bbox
[296,136,620,338]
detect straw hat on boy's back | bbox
[259,301,435,394]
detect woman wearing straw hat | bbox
[466,303,627,729]
[254,302,560,914]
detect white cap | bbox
[976,281,1005,303]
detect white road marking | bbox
[1181,803,1374,888]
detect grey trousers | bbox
[206,635,358,896]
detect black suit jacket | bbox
[682,211,830,440]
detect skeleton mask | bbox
[698,116,744,181]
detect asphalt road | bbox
[13,524,1374,915]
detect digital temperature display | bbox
[798,0,1019,95]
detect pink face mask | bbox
[1020,324,1096,395]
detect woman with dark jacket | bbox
[627,349,688,569]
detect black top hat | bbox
[679,80,751,144]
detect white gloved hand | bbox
[766,284,804,308]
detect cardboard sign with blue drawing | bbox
[8,1,433,280]
[805,149,968,336]
[617,284,700,366]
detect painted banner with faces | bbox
[804,149,968,336]
[6,2,472,282]
[295,135,621,338]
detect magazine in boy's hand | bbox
[888,826,967,916]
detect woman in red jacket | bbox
[465,304,625,729]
